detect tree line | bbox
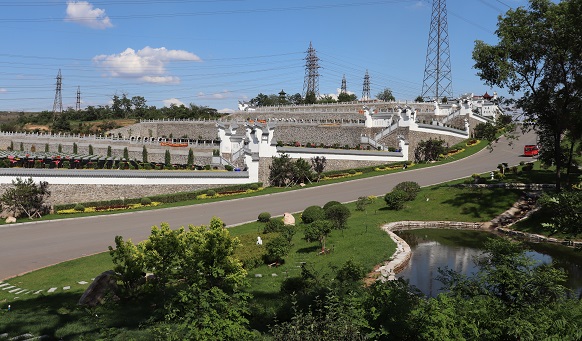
[3,93,224,134]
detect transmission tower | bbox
[421,0,453,102]
[361,70,371,101]
[76,86,81,111]
[302,42,320,99]
[52,69,63,116]
[340,75,347,94]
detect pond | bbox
[395,229,582,298]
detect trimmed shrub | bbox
[225,165,234,171]
[258,212,271,223]
[384,190,408,210]
[323,201,342,210]
[301,205,325,224]
[74,204,85,212]
[206,189,216,197]
[263,218,284,234]
[348,169,356,175]
[393,181,421,201]
[140,197,152,206]
[249,183,259,191]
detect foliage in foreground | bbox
[108,217,257,339]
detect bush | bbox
[206,189,216,197]
[384,190,408,210]
[348,169,356,175]
[140,197,152,206]
[258,212,271,223]
[323,201,342,210]
[225,165,234,171]
[301,205,325,224]
[265,236,290,263]
[263,218,284,234]
[393,181,421,201]
[249,183,259,191]
[74,203,85,212]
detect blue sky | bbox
[0,0,527,113]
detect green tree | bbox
[265,235,291,263]
[269,153,294,187]
[376,88,395,102]
[107,145,112,157]
[164,149,171,165]
[317,95,337,104]
[324,203,351,232]
[187,148,194,166]
[473,122,498,142]
[414,138,446,162]
[393,181,421,201]
[293,158,313,184]
[88,144,93,155]
[123,147,129,160]
[108,235,145,297]
[311,156,327,181]
[538,190,582,235]
[303,219,333,251]
[472,0,582,191]
[73,142,78,154]
[301,205,325,224]
[304,91,317,104]
[44,143,49,152]
[414,95,424,102]
[337,92,357,103]
[142,145,148,163]
[384,190,408,210]
[0,177,51,219]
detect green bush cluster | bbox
[140,197,152,205]
[384,181,420,210]
[258,212,271,223]
[263,218,284,234]
[73,203,85,212]
[301,205,325,224]
[323,201,341,210]
[384,190,409,210]
[393,181,421,201]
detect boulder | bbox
[5,216,16,224]
[78,270,119,307]
[283,212,295,226]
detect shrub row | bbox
[53,182,263,211]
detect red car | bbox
[524,145,539,156]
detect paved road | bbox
[0,132,537,280]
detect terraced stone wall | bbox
[0,183,218,206]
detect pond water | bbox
[395,229,582,298]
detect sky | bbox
[0,0,528,113]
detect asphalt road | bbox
[0,131,537,280]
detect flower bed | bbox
[322,172,362,180]
[57,202,162,214]
[196,187,264,199]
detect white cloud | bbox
[0,88,7,93]
[218,108,235,114]
[163,98,185,107]
[93,46,201,83]
[65,1,113,29]
[196,91,231,100]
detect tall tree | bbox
[376,88,395,102]
[0,177,51,219]
[472,0,582,190]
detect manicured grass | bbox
[0,181,527,339]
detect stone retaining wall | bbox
[0,183,218,206]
